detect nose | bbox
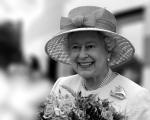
[79,46,88,58]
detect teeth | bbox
[79,62,93,66]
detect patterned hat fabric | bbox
[45,6,135,67]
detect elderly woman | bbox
[45,6,150,119]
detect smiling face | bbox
[67,31,109,79]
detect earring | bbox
[107,58,110,62]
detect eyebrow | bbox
[86,41,96,44]
[70,43,79,46]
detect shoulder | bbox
[127,87,150,119]
[51,74,82,94]
[114,74,144,95]
[56,74,81,86]
[115,75,150,119]
[111,74,149,102]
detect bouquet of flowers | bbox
[38,85,127,120]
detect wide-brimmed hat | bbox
[45,6,135,67]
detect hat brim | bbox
[45,27,135,68]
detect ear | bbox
[107,52,111,60]
[104,37,116,52]
[107,52,111,59]
[106,52,111,66]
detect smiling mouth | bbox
[78,62,95,68]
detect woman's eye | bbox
[71,45,80,50]
[86,44,95,49]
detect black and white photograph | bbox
[0,0,150,120]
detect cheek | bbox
[70,55,78,71]
[94,51,107,64]
[69,52,78,62]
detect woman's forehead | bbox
[68,31,105,44]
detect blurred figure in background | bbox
[0,61,52,120]
[0,21,23,120]
[7,61,51,120]
[0,22,52,120]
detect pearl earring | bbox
[107,58,110,62]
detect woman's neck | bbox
[83,67,112,91]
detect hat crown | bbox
[62,6,117,32]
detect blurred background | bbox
[0,0,150,119]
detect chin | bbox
[78,71,94,79]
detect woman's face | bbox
[68,31,109,79]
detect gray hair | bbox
[63,31,116,54]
